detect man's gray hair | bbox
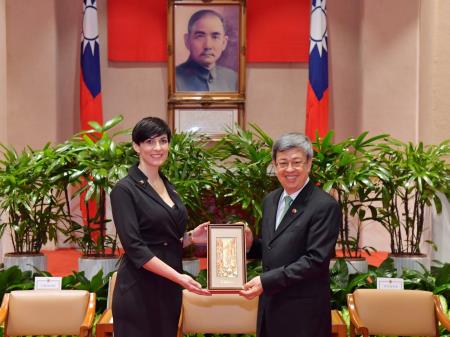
[272,133,313,161]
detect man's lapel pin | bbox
[291,208,297,214]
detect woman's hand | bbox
[177,274,211,296]
[190,221,210,245]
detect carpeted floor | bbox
[43,248,388,276]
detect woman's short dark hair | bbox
[132,117,172,144]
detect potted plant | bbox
[161,131,217,275]
[63,116,137,279]
[0,144,70,272]
[311,131,388,273]
[211,124,279,236]
[373,138,450,273]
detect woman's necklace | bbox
[148,178,164,193]
[148,178,175,207]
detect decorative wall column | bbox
[419,0,450,263]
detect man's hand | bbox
[239,276,263,300]
[244,224,254,251]
[234,221,253,250]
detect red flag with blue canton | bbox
[80,0,103,240]
[80,0,103,130]
[305,0,329,140]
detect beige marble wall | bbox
[0,0,6,144]
[359,0,420,142]
[327,0,362,141]
[6,0,58,149]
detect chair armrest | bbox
[0,294,9,324]
[176,307,183,337]
[97,308,113,325]
[331,309,345,326]
[347,294,369,337]
[331,310,347,337]
[80,293,96,337]
[434,295,450,331]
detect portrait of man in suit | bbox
[241,133,341,337]
[175,9,238,92]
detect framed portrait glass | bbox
[207,224,246,292]
[168,0,246,101]
[168,103,244,140]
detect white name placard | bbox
[34,277,62,290]
[377,277,404,290]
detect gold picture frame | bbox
[168,102,245,140]
[207,224,246,293]
[168,0,246,102]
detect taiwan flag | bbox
[305,0,328,141]
[80,0,103,130]
[80,0,103,238]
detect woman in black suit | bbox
[110,117,210,337]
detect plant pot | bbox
[330,257,368,274]
[3,253,47,273]
[78,256,120,280]
[389,254,430,275]
[182,258,200,277]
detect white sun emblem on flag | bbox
[81,0,99,53]
[310,0,328,57]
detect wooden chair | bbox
[0,289,96,337]
[95,271,117,337]
[347,289,450,337]
[177,290,258,336]
[331,309,347,337]
[177,290,347,337]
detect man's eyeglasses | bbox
[276,160,308,169]
[143,138,169,148]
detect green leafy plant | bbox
[374,139,450,255]
[329,258,372,309]
[0,144,70,254]
[311,131,388,258]
[212,124,279,235]
[0,265,34,301]
[64,115,137,257]
[61,269,111,313]
[162,132,217,230]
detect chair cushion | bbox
[353,289,436,336]
[7,290,89,336]
[182,290,258,334]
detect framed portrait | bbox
[207,224,246,292]
[168,0,246,101]
[168,102,244,140]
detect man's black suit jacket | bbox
[250,180,341,337]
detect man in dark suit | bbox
[240,132,341,337]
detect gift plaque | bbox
[207,224,246,293]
